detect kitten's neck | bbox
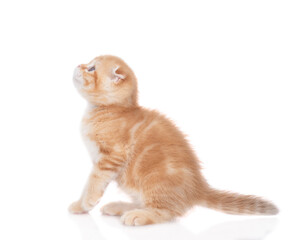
[87,103,100,111]
[86,103,138,114]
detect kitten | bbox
[69,55,278,226]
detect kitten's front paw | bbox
[68,201,88,214]
[121,210,152,226]
[82,196,99,212]
[101,202,124,216]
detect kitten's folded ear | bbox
[111,66,125,84]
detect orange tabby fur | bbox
[69,55,278,226]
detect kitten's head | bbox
[73,55,138,107]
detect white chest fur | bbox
[81,106,103,164]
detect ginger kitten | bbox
[69,55,278,226]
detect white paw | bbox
[121,210,151,226]
[68,201,88,214]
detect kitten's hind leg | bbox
[101,202,140,216]
[121,208,176,226]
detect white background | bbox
[0,1,293,239]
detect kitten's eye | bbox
[88,66,95,72]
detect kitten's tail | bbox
[199,188,279,215]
